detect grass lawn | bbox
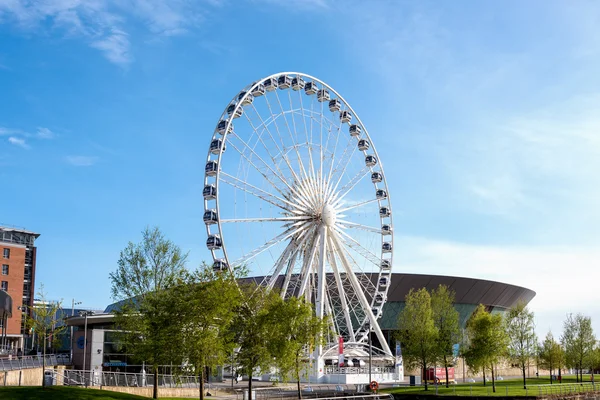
[0,386,149,400]
[383,375,599,397]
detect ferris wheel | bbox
[203,72,394,360]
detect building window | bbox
[2,248,9,259]
[1,265,7,275]
[1,281,7,291]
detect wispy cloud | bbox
[8,137,29,149]
[0,0,222,66]
[0,127,23,136]
[36,127,55,139]
[65,155,98,166]
[253,0,330,10]
[91,29,132,66]
[1,126,56,147]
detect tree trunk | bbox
[558,366,562,384]
[550,367,553,384]
[296,353,302,400]
[522,363,527,389]
[444,355,449,388]
[423,364,428,391]
[491,364,496,393]
[42,335,46,388]
[248,371,253,400]
[153,366,159,399]
[199,366,205,400]
[483,369,486,386]
[580,364,583,383]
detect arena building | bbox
[71,272,534,376]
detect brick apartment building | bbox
[0,226,38,350]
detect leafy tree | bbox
[232,285,281,400]
[396,288,437,391]
[173,264,242,400]
[431,285,461,388]
[109,226,188,399]
[26,284,67,388]
[464,305,508,393]
[538,331,564,384]
[562,313,596,382]
[505,302,536,389]
[267,296,328,399]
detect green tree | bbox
[464,305,508,393]
[267,296,328,399]
[396,288,437,391]
[538,331,565,384]
[232,285,281,400]
[506,302,536,389]
[562,313,596,383]
[25,284,66,388]
[173,264,242,400]
[109,226,188,399]
[431,285,461,388]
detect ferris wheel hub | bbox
[321,203,336,227]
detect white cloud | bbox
[0,0,223,66]
[0,127,22,136]
[8,136,29,149]
[36,127,55,139]
[396,235,600,337]
[91,29,131,66]
[65,155,98,166]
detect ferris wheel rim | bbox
[203,72,394,356]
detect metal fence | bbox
[62,369,220,389]
[0,354,59,371]
[59,370,393,400]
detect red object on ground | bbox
[424,367,455,384]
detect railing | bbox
[62,369,219,389]
[60,370,393,400]
[324,366,395,375]
[536,382,597,396]
[0,354,60,371]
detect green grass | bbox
[383,375,600,397]
[0,386,149,400]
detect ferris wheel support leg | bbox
[313,225,328,379]
[330,231,393,357]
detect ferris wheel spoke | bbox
[242,111,293,183]
[297,229,321,298]
[336,198,379,214]
[329,230,391,356]
[334,227,381,268]
[259,239,297,291]
[337,220,383,234]
[330,166,371,206]
[231,226,300,267]
[327,138,358,201]
[225,134,294,195]
[273,89,309,180]
[280,246,300,298]
[327,236,356,342]
[247,103,301,183]
[219,172,291,211]
[220,216,310,223]
[315,226,328,320]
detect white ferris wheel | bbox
[203,72,394,361]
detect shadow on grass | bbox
[0,386,148,400]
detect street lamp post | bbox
[70,300,81,364]
[17,305,28,353]
[79,310,94,387]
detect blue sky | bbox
[1,0,599,337]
